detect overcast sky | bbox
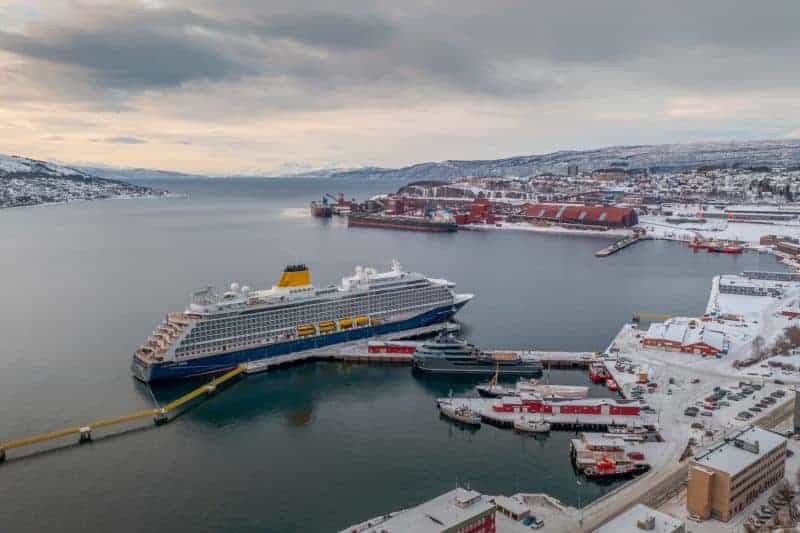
[1,0,799,174]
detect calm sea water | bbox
[0,178,786,532]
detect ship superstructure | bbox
[132,261,473,381]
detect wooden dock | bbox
[595,235,646,257]
[0,366,245,463]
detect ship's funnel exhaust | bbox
[277,264,310,287]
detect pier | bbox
[0,365,244,463]
[438,398,656,431]
[595,234,646,257]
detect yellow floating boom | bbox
[1,365,245,459]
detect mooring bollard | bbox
[153,408,168,425]
[79,426,92,443]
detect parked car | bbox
[701,411,712,417]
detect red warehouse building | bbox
[524,203,639,228]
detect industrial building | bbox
[642,319,725,356]
[686,426,787,522]
[593,504,684,533]
[344,487,496,533]
[523,203,639,228]
[718,275,785,298]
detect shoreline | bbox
[0,191,185,212]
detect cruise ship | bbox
[131,261,473,382]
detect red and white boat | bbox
[589,363,608,383]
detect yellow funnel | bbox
[277,264,311,287]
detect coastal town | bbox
[318,167,800,533]
[0,154,163,209]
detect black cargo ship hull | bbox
[348,213,457,232]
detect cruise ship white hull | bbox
[132,300,469,382]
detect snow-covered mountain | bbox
[0,154,93,178]
[312,139,800,180]
[0,154,161,209]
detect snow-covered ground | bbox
[640,215,800,246]
[463,221,631,239]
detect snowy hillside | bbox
[0,154,93,178]
[315,139,800,180]
[0,153,161,208]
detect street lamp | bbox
[577,477,583,529]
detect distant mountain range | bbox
[305,139,800,180]
[75,165,200,181]
[4,138,800,184]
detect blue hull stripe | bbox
[133,302,465,382]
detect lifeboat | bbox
[370,317,382,326]
[338,318,353,329]
[319,320,336,333]
[355,315,370,327]
[296,324,316,337]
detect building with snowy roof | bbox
[687,426,786,522]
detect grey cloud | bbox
[255,12,397,50]
[0,6,258,89]
[0,0,799,111]
[97,137,148,145]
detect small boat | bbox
[608,425,648,435]
[582,457,648,478]
[476,383,515,397]
[439,401,481,426]
[514,416,551,434]
[517,379,589,400]
[589,363,608,383]
[707,245,743,254]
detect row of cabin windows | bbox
[185,286,448,341]
[175,287,450,355]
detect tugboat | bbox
[413,334,543,375]
[589,363,608,383]
[438,401,482,426]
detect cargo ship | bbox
[348,212,458,232]
[412,335,543,375]
[132,261,473,382]
[310,198,332,217]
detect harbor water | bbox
[0,177,786,532]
